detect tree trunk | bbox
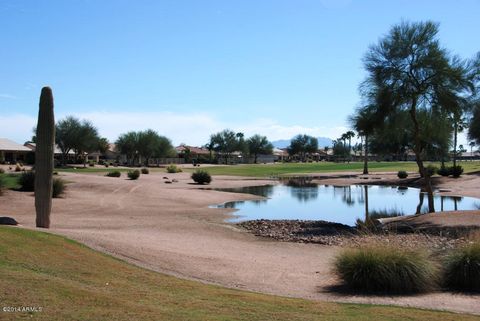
[254,154,258,164]
[364,185,369,221]
[409,100,435,213]
[453,122,458,167]
[363,134,369,175]
[416,192,424,214]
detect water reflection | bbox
[211,183,479,226]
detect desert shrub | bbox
[105,163,109,168]
[166,164,182,173]
[15,164,22,172]
[52,178,66,198]
[88,161,95,167]
[141,168,149,174]
[0,168,5,174]
[18,171,35,191]
[334,246,438,293]
[191,170,212,185]
[397,170,408,179]
[444,243,480,292]
[0,175,5,195]
[437,166,450,177]
[105,171,121,177]
[449,165,463,178]
[425,165,437,176]
[127,170,140,180]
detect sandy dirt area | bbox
[1,170,480,314]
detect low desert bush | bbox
[0,175,5,195]
[15,164,22,172]
[437,166,450,177]
[425,165,437,176]
[105,171,121,178]
[397,170,408,179]
[127,170,140,180]
[449,165,463,178]
[18,171,35,191]
[166,164,182,173]
[334,246,438,293]
[191,170,212,185]
[444,242,480,292]
[0,168,5,174]
[141,168,149,174]
[88,161,95,167]
[52,178,66,198]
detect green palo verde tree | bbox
[362,21,477,212]
[35,87,55,228]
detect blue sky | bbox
[1,0,479,146]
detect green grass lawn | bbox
[36,161,480,178]
[191,161,480,177]
[0,173,21,189]
[0,227,478,321]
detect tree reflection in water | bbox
[284,178,319,202]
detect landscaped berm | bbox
[1,226,479,321]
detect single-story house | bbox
[0,138,33,163]
[24,142,76,163]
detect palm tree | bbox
[349,105,377,174]
[469,141,476,157]
[450,112,468,167]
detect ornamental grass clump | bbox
[19,171,36,191]
[105,171,121,178]
[0,175,5,195]
[127,170,140,180]
[141,167,149,174]
[166,164,182,173]
[191,170,212,185]
[449,165,464,178]
[334,245,438,293]
[52,178,66,198]
[444,242,480,292]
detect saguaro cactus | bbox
[35,87,55,228]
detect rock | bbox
[0,217,18,225]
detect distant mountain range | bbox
[271,137,333,149]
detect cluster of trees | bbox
[115,130,175,166]
[348,21,480,212]
[287,134,318,161]
[207,130,273,164]
[53,116,109,166]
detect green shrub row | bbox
[334,243,480,294]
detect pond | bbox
[211,181,480,226]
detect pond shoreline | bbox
[237,219,473,250]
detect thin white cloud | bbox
[1,111,349,146]
[0,93,17,99]
[2,111,470,147]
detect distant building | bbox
[0,138,33,163]
[24,142,76,163]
